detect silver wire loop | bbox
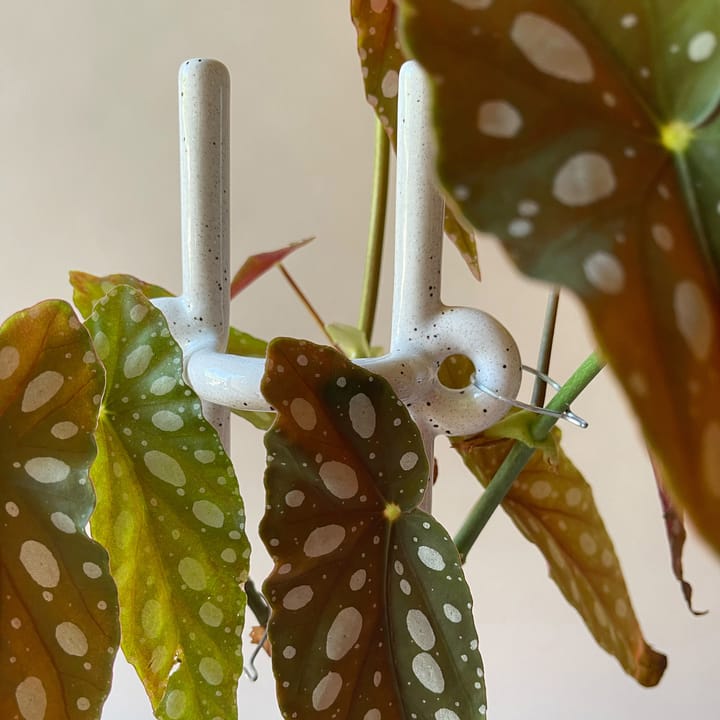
[243,627,268,682]
[473,365,589,429]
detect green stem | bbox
[245,577,270,627]
[358,119,390,345]
[531,287,560,407]
[454,352,605,561]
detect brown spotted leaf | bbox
[351,0,481,278]
[229,237,314,299]
[653,456,707,615]
[352,0,404,140]
[85,286,249,720]
[261,338,487,719]
[453,428,667,687]
[0,300,119,720]
[399,0,720,552]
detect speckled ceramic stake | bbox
[160,59,523,510]
[363,61,523,473]
[153,58,235,445]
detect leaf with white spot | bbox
[401,0,720,549]
[69,270,268,358]
[84,286,249,720]
[352,0,404,139]
[452,427,667,686]
[351,0,482,280]
[70,271,173,318]
[400,0,720,553]
[70,270,272,429]
[261,338,487,719]
[0,300,119,720]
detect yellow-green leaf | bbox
[453,429,667,687]
[70,270,271,430]
[443,207,481,281]
[325,323,384,359]
[85,286,249,720]
[0,300,119,720]
[70,271,172,318]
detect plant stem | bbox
[454,352,605,561]
[277,263,341,351]
[531,287,560,407]
[245,577,270,627]
[358,119,390,345]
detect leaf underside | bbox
[261,338,487,720]
[350,0,482,279]
[0,300,119,720]
[84,286,249,720]
[400,0,720,553]
[229,237,314,299]
[453,427,667,687]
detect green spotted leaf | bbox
[85,286,249,720]
[69,270,267,359]
[400,0,720,552]
[453,427,667,687]
[70,271,172,318]
[0,300,119,720]
[261,338,487,720]
[351,0,482,280]
[70,270,271,429]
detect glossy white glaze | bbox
[152,58,233,444]
[156,59,522,500]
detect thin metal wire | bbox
[243,627,269,682]
[243,585,270,682]
[474,365,589,429]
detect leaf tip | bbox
[633,643,668,688]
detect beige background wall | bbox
[0,2,717,718]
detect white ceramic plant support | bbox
[155,58,522,509]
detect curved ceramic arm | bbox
[156,59,523,500]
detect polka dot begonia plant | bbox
[453,422,667,687]
[3,3,720,718]
[351,0,482,280]
[83,286,250,720]
[397,0,720,555]
[261,338,487,719]
[0,300,120,720]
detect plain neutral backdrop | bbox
[0,2,718,719]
